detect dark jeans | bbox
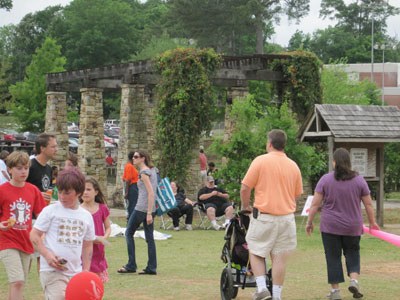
[321,232,361,284]
[168,204,194,227]
[126,183,138,221]
[125,210,157,273]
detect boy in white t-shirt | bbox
[30,167,95,300]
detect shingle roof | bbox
[299,104,400,142]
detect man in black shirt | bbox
[27,133,58,203]
[197,176,233,230]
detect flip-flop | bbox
[117,266,136,274]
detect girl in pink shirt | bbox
[80,177,111,282]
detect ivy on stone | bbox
[155,48,222,183]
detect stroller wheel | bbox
[220,267,237,300]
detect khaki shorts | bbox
[246,213,297,257]
[40,271,71,300]
[0,248,31,283]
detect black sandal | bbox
[138,269,157,275]
[117,266,136,274]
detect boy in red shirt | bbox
[0,151,46,300]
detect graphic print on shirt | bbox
[9,198,31,230]
[57,217,84,247]
[42,174,51,191]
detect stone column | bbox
[78,88,107,195]
[45,92,68,168]
[223,87,249,143]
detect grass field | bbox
[1,212,400,300]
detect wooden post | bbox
[328,136,334,172]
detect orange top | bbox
[242,151,303,215]
[122,163,139,184]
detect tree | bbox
[0,0,12,10]
[0,25,15,111]
[211,97,322,202]
[322,62,380,105]
[58,0,141,69]
[167,0,310,55]
[9,37,66,131]
[287,30,312,51]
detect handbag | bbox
[155,177,177,216]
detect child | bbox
[0,151,47,300]
[30,168,95,300]
[80,176,111,283]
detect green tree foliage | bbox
[0,25,15,111]
[9,37,66,131]
[273,51,323,122]
[384,143,400,192]
[287,30,312,51]
[155,48,222,183]
[322,62,380,105]
[8,6,64,82]
[0,0,12,10]
[167,0,310,55]
[211,97,323,202]
[59,0,140,69]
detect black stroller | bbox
[220,211,272,300]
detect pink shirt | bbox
[199,153,207,171]
[90,203,110,273]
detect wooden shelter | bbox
[299,104,400,226]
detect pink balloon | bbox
[363,225,400,248]
[65,271,104,300]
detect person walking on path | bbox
[306,148,380,300]
[118,150,158,275]
[241,129,303,300]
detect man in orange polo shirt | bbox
[241,129,303,300]
[122,151,139,221]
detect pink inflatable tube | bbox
[363,225,400,248]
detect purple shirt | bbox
[315,172,370,236]
[90,203,110,273]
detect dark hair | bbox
[0,150,9,160]
[35,133,56,154]
[135,150,153,168]
[57,167,85,195]
[128,151,135,161]
[67,151,78,167]
[199,149,204,153]
[333,148,357,181]
[208,162,215,168]
[81,176,107,205]
[268,129,286,151]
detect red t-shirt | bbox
[105,156,114,165]
[199,153,207,171]
[122,163,139,184]
[0,182,46,254]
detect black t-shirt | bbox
[197,186,227,205]
[26,158,52,192]
[175,192,186,207]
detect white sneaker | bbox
[185,224,193,231]
[173,227,180,231]
[212,223,221,231]
[222,219,230,229]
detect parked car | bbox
[1,129,26,141]
[23,131,38,142]
[67,122,79,131]
[104,119,119,127]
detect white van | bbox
[104,119,119,127]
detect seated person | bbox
[197,176,233,230]
[168,181,195,231]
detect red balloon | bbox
[65,271,104,300]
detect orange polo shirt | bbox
[122,163,138,184]
[242,151,303,215]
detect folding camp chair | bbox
[194,202,226,230]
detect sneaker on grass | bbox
[185,224,193,231]
[252,289,271,300]
[348,280,363,298]
[327,289,341,300]
[212,223,221,231]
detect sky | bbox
[0,0,399,47]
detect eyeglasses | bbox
[133,155,141,159]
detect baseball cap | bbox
[207,175,214,182]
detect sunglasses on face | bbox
[133,155,141,159]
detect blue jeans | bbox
[126,183,138,221]
[321,232,360,284]
[125,210,157,272]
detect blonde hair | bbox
[6,151,30,169]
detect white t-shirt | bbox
[0,159,9,185]
[34,202,95,276]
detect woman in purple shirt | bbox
[306,148,379,300]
